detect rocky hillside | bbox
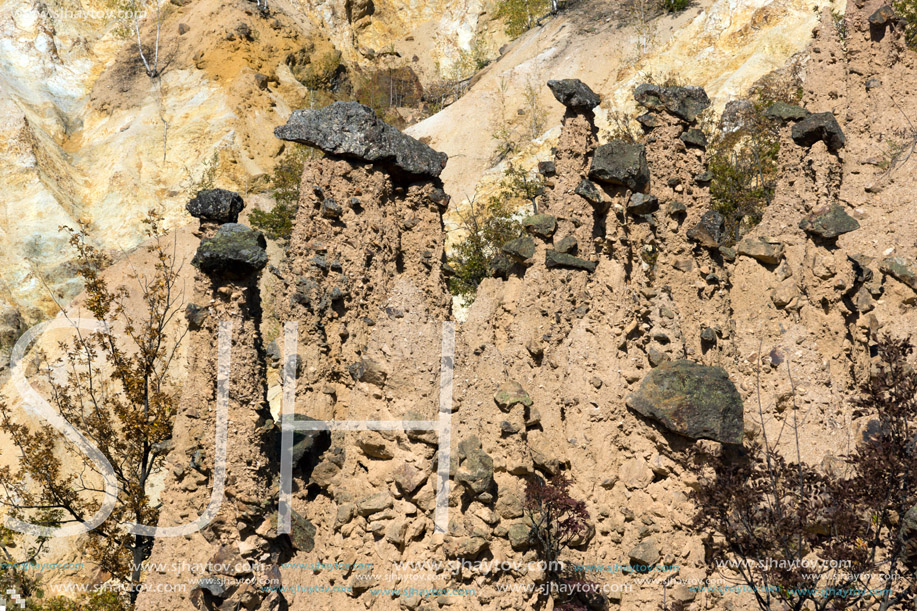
[2,0,917,608]
[128,2,917,609]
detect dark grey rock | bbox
[680,128,707,148]
[667,200,687,216]
[869,4,900,26]
[634,84,711,122]
[320,198,343,219]
[686,210,725,247]
[288,508,316,552]
[547,79,601,111]
[545,250,597,272]
[274,101,447,178]
[554,235,578,254]
[428,188,450,207]
[589,140,650,191]
[192,223,268,278]
[798,203,860,239]
[626,359,744,444]
[502,236,536,262]
[522,214,557,238]
[791,112,846,151]
[636,112,662,130]
[575,178,603,204]
[185,303,209,330]
[628,193,659,215]
[187,189,245,223]
[538,160,556,176]
[489,253,512,278]
[880,256,917,291]
[285,414,330,467]
[764,101,810,122]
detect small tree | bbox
[250,144,310,242]
[524,473,600,610]
[0,213,186,605]
[690,337,917,611]
[446,192,523,301]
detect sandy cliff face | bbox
[0,0,480,331]
[174,5,914,610]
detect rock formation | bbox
[137,195,286,611]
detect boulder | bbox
[522,214,557,238]
[869,4,901,27]
[798,203,860,239]
[274,101,447,178]
[880,256,917,291]
[679,128,707,148]
[686,210,725,247]
[627,193,659,215]
[589,141,650,191]
[191,224,268,278]
[545,250,597,272]
[634,84,711,122]
[791,112,845,151]
[736,236,784,264]
[187,189,245,224]
[546,79,601,111]
[626,359,744,444]
[764,101,809,123]
[502,236,536,262]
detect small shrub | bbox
[524,473,600,610]
[661,0,690,12]
[689,337,917,611]
[893,0,917,48]
[707,101,780,245]
[446,193,523,301]
[249,145,310,241]
[496,0,553,37]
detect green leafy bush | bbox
[707,102,781,245]
[893,0,917,48]
[661,0,690,12]
[496,0,553,37]
[249,145,310,241]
